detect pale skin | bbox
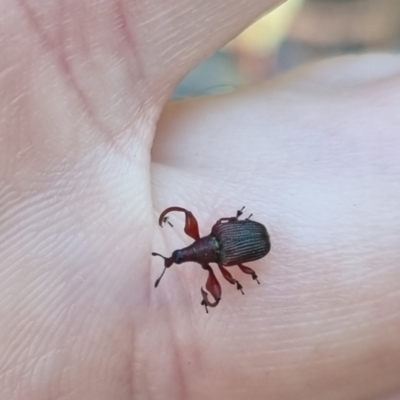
[0,0,400,399]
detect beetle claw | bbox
[236,281,245,295]
[161,216,173,227]
[200,287,220,313]
[200,299,208,314]
[252,273,260,284]
[236,206,245,219]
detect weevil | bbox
[152,206,271,313]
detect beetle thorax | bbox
[176,235,221,265]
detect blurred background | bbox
[173,0,400,98]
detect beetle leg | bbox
[151,253,174,287]
[238,263,260,284]
[215,206,249,224]
[236,206,254,221]
[159,207,200,240]
[200,264,221,313]
[235,206,245,218]
[218,265,244,295]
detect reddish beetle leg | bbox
[218,265,244,294]
[157,207,225,311]
[159,206,200,240]
[238,263,260,284]
[200,264,222,313]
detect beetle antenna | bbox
[152,252,174,287]
[152,252,167,260]
[154,267,167,288]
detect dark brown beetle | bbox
[152,206,271,313]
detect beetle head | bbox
[171,249,184,264]
[152,249,187,287]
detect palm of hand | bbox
[1,0,400,399]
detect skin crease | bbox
[0,0,400,399]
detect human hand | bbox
[1,0,399,399]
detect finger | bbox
[1,0,284,156]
